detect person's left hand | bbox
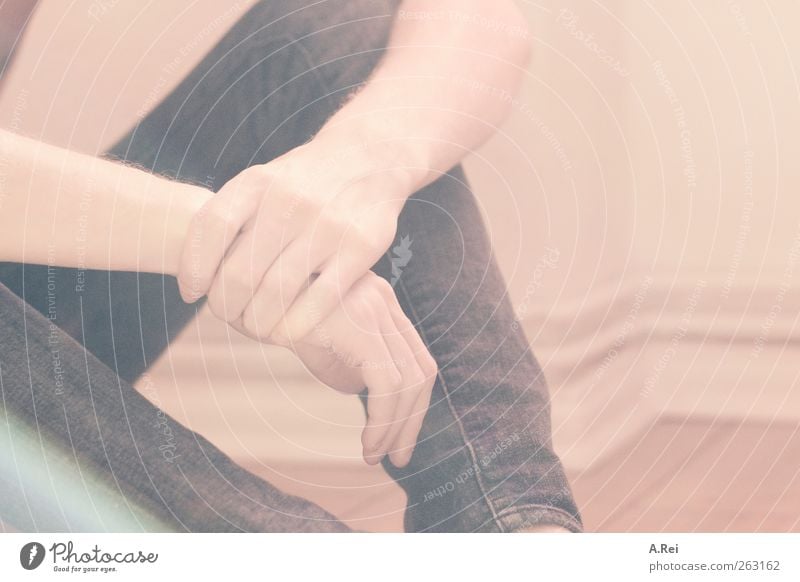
[176,138,411,345]
[285,271,437,467]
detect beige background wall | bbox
[2,1,798,530]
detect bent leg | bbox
[372,169,582,532]
[0,0,580,531]
[0,283,349,532]
[102,0,580,531]
[0,1,399,533]
[0,0,401,383]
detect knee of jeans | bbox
[247,0,399,87]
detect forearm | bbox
[0,130,211,275]
[313,0,532,191]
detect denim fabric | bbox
[0,0,581,532]
[0,284,347,532]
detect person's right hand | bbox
[240,271,437,468]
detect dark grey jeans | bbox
[0,0,581,532]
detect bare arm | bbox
[317,0,533,190]
[0,128,434,467]
[0,129,210,274]
[178,0,533,344]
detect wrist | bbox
[157,180,213,278]
[311,115,429,200]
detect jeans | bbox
[0,0,581,532]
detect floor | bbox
[138,308,800,532]
[571,417,800,532]
[234,417,800,532]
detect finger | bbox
[293,342,365,394]
[383,289,437,467]
[177,187,260,303]
[375,307,426,467]
[383,283,439,381]
[240,237,325,342]
[206,225,290,322]
[390,378,433,468]
[360,332,402,465]
[274,251,371,344]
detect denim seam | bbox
[493,503,583,532]
[267,12,502,533]
[396,276,505,532]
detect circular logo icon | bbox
[20,542,46,570]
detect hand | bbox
[239,272,437,468]
[176,138,410,345]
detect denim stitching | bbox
[494,503,583,532]
[396,276,505,532]
[244,5,505,532]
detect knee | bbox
[247,0,399,37]
[245,0,400,87]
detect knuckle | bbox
[221,303,243,324]
[205,206,236,236]
[351,226,384,255]
[210,279,250,323]
[258,271,282,298]
[387,367,404,390]
[361,214,397,250]
[314,275,342,301]
[312,213,346,246]
[240,308,256,332]
[274,337,292,349]
[424,349,437,371]
[410,365,427,388]
[348,279,377,310]
[241,320,263,343]
[403,372,424,395]
[349,295,375,323]
[360,270,381,284]
[268,320,293,347]
[422,352,438,381]
[272,178,320,217]
[246,163,272,183]
[370,275,394,297]
[285,268,313,295]
[230,269,257,294]
[367,403,391,423]
[238,164,274,194]
[362,286,385,311]
[275,187,305,215]
[207,293,227,321]
[218,309,239,324]
[241,310,269,343]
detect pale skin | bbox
[177,0,535,470]
[179,0,536,347]
[0,129,435,468]
[0,0,567,531]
